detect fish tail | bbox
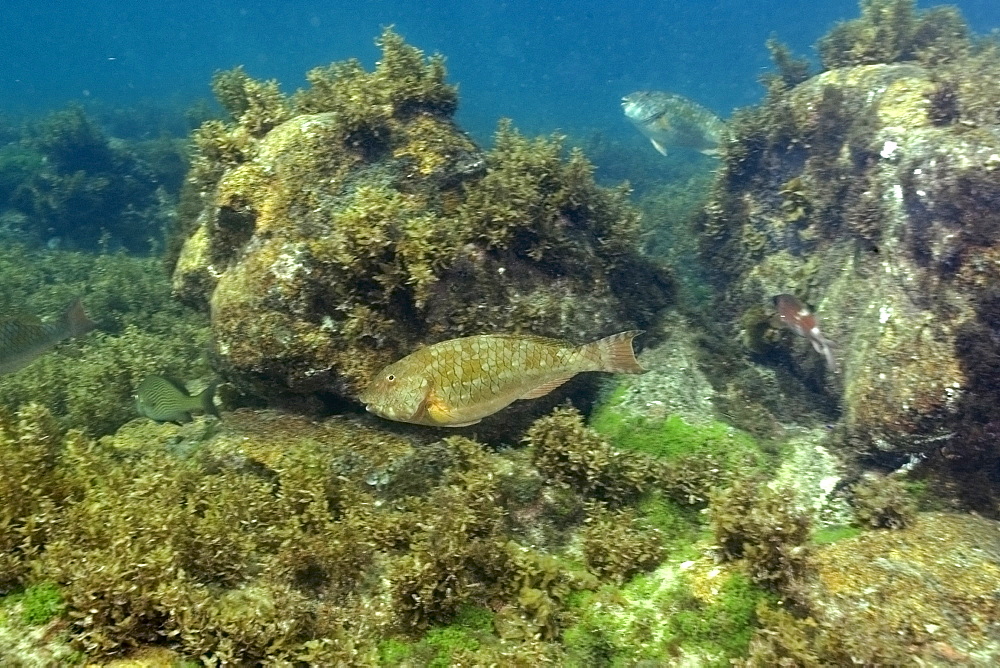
[820,340,839,374]
[583,330,646,374]
[197,382,220,418]
[63,298,97,337]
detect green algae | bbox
[811,525,862,545]
[589,406,769,505]
[564,570,768,666]
[4,582,66,626]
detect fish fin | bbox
[424,391,477,427]
[650,139,669,156]
[444,419,482,428]
[519,374,574,400]
[159,375,192,396]
[585,330,646,374]
[197,382,220,418]
[63,298,97,337]
[817,338,839,374]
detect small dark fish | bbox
[135,375,218,423]
[773,294,838,372]
[0,298,96,375]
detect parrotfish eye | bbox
[386,374,395,382]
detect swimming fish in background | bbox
[0,298,96,375]
[360,331,646,427]
[621,91,726,157]
[135,375,219,423]
[772,294,838,373]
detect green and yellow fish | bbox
[0,298,96,375]
[360,331,645,427]
[135,375,218,423]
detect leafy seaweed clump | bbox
[710,478,812,603]
[818,0,968,70]
[850,475,917,529]
[580,505,665,584]
[526,406,649,506]
[0,404,68,591]
[211,66,290,137]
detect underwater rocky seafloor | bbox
[2,1,1000,665]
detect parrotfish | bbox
[772,294,838,373]
[0,298,96,375]
[360,331,646,427]
[135,375,219,423]
[622,90,726,157]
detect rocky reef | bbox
[171,29,672,418]
[697,0,1000,508]
[0,106,179,252]
[5,5,1000,665]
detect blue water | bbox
[2,1,998,141]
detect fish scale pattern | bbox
[424,335,574,409]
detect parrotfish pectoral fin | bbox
[444,419,483,428]
[650,139,669,156]
[518,374,574,400]
[425,391,480,427]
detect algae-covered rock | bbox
[699,2,1000,480]
[802,512,1000,665]
[172,29,672,412]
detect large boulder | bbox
[171,30,672,415]
[698,3,1000,478]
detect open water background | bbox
[2,1,998,141]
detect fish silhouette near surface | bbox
[772,294,838,373]
[135,375,219,423]
[360,331,646,427]
[622,90,726,157]
[0,298,96,375]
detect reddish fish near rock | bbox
[360,331,646,427]
[772,294,838,373]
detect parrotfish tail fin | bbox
[587,330,646,374]
[63,298,97,337]
[811,336,839,374]
[198,382,220,418]
[822,340,839,374]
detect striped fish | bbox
[135,375,218,423]
[360,331,645,427]
[0,298,96,375]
